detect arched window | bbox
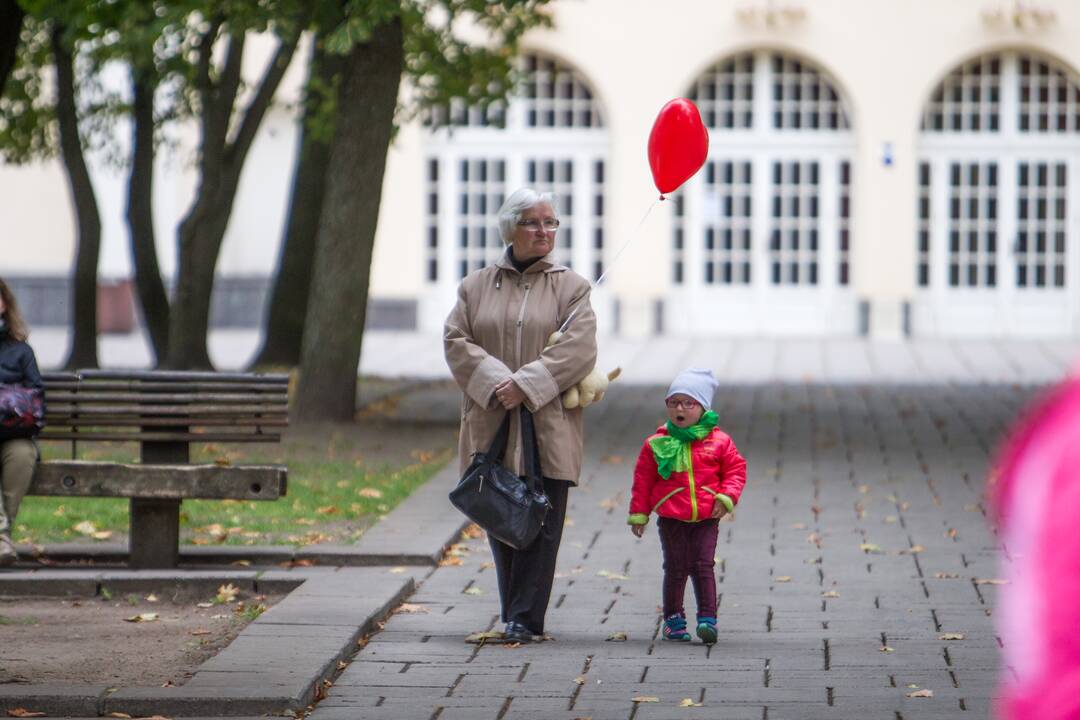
[422,52,608,307]
[668,50,855,335]
[915,51,1080,337]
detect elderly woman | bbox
[0,278,43,566]
[444,188,598,643]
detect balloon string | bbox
[557,198,660,335]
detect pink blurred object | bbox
[992,377,1080,720]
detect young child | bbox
[628,368,747,644]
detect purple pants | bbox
[657,516,720,619]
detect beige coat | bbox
[444,250,598,484]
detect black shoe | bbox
[503,621,539,643]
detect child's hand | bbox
[631,524,645,538]
[710,504,728,520]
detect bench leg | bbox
[130,498,180,568]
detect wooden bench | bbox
[29,370,289,568]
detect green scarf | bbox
[649,410,719,479]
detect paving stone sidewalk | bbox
[309,382,1040,720]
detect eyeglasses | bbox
[517,218,560,231]
[665,398,700,410]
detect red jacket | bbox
[628,425,747,524]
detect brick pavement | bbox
[309,383,1038,720]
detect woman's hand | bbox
[710,503,728,520]
[631,524,645,538]
[495,378,526,409]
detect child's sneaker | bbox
[662,613,691,642]
[696,616,718,645]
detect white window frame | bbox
[915,52,1080,338]
[667,49,856,336]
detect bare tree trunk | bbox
[53,26,100,370]
[250,37,343,370]
[0,0,23,95]
[126,71,170,365]
[294,18,404,423]
[166,28,302,370]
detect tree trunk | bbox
[0,0,23,96]
[294,18,404,423]
[53,26,100,370]
[126,71,170,366]
[250,38,343,370]
[166,30,302,370]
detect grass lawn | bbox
[14,418,457,547]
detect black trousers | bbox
[487,477,570,634]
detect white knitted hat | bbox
[665,367,719,409]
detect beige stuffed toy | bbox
[547,332,622,409]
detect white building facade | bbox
[4,0,1080,340]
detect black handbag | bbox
[0,384,45,440]
[449,406,551,550]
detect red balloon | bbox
[648,98,709,197]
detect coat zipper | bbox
[688,448,698,521]
[515,280,532,368]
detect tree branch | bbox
[225,22,303,170]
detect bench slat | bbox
[72,369,289,383]
[46,403,288,416]
[31,461,286,500]
[39,431,282,443]
[44,381,288,393]
[46,392,288,404]
[43,416,288,427]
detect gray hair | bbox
[497,188,558,244]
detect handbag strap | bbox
[485,411,512,462]
[519,407,544,493]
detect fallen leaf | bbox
[7,710,47,718]
[600,455,624,464]
[907,689,934,698]
[358,487,383,499]
[189,629,211,636]
[774,576,792,583]
[858,484,870,494]
[395,603,429,614]
[859,543,883,553]
[464,587,483,595]
[606,631,628,642]
[884,515,898,524]
[879,646,895,653]
[231,560,252,567]
[315,505,339,515]
[107,713,132,719]
[196,602,214,608]
[975,578,1008,585]
[964,504,981,512]
[632,696,659,703]
[439,557,465,567]
[946,528,958,539]
[906,684,920,689]
[123,613,159,623]
[92,530,113,540]
[821,591,841,598]
[215,583,240,604]
[939,633,965,640]
[596,570,630,580]
[465,630,504,645]
[574,676,586,685]
[504,642,522,649]
[599,497,620,510]
[388,567,407,574]
[934,572,961,579]
[480,561,495,569]
[72,520,98,536]
[791,522,807,530]
[902,545,925,554]
[678,698,703,707]
[461,524,484,539]
[144,594,159,603]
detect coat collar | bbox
[494,246,568,275]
